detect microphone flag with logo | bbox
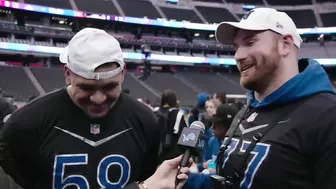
[177,121,205,167]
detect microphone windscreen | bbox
[189,121,205,132]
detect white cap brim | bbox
[59,46,69,64]
[215,22,268,45]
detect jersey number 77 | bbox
[53,154,130,189]
[222,138,270,189]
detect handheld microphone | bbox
[175,121,205,187]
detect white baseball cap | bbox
[59,28,125,80]
[215,8,303,49]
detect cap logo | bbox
[242,10,254,20]
[276,22,283,29]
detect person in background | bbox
[205,99,221,116]
[188,93,208,125]
[213,92,226,104]
[201,98,221,164]
[155,89,187,164]
[184,104,237,189]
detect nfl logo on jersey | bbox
[90,124,100,135]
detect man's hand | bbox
[143,155,192,189]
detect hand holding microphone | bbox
[175,121,205,187]
[140,155,192,189]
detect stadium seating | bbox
[266,0,312,5]
[116,0,161,19]
[0,0,334,106]
[24,0,72,9]
[225,0,263,4]
[142,72,198,106]
[180,72,245,94]
[75,0,120,15]
[282,10,318,28]
[30,67,66,92]
[123,72,159,103]
[195,6,238,23]
[160,7,203,23]
[321,13,336,27]
[0,66,39,101]
[192,0,224,3]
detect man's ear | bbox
[279,34,294,57]
[64,65,71,85]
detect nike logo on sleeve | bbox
[54,126,132,147]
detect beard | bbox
[239,43,281,92]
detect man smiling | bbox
[214,7,336,189]
[0,28,162,189]
[184,8,336,189]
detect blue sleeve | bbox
[183,173,211,189]
[202,142,211,162]
[202,136,213,162]
[197,163,204,172]
[188,116,195,125]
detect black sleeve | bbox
[312,107,336,189]
[0,118,25,187]
[190,107,199,121]
[138,111,160,182]
[0,108,40,188]
[0,98,16,129]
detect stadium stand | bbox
[24,0,72,9]
[143,72,198,106]
[195,7,238,23]
[266,0,312,5]
[180,72,245,94]
[282,10,318,28]
[321,13,336,27]
[117,0,161,19]
[30,67,65,93]
[0,1,336,189]
[160,7,203,23]
[192,0,224,3]
[225,0,263,4]
[0,0,333,107]
[75,0,120,15]
[123,72,159,103]
[0,66,39,101]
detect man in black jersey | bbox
[0,28,189,189]
[185,8,336,189]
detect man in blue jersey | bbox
[185,7,336,189]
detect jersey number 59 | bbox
[53,154,130,189]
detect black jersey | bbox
[0,88,160,189]
[0,97,15,130]
[219,93,336,189]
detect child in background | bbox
[184,104,238,189]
